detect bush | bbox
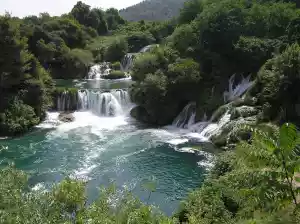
[51,49,93,79]
[131,53,161,81]
[234,36,286,74]
[254,43,300,124]
[0,98,40,136]
[104,37,129,62]
[131,47,174,82]
[103,70,126,79]
[167,24,197,56]
[111,61,121,70]
[126,31,155,52]
[0,167,175,223]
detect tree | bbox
[105,8,126,30]
[70,1,91,25]
[0,15,53,136]
[104,37,128,62]
[178,0,203,25]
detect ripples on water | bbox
[0,112,214,215]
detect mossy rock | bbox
[130,106,154,123]
[103,70,126,80]
[230,108,242,120]
[58,112,75,123]
[210,104,230,123]
[111,61,121,70]
[235,106,259,118]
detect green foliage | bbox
[234,36,285,74]
[0,15,53,136]
[0,167,175,223]
[71,1,108,35]
[132,53,163,81]
[181,123,300,224]
[104,37,129,62]
[51,48,93,79]
[126,31,155,52]
[254,43,300,124]
[105,8,126,30]
[178,0,203,25]
[167,24,197,56]
[103,70,127,80]
[0,98,40,135]
[111,61,121,70]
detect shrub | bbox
[111,61,121,70]
[254,43,300,123]
[51,49,93,78]
[126,31,155,52]
[0,98,40,136]
[167,24,197,56]
[104,37,128,62]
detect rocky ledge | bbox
[58,112,75,123]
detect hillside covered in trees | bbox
[120,0,188,21]
[1,0,300,223]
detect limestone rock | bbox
[58,112,75,123]
[235,106,258,118]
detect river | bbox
[0,79,214,215]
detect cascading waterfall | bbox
[172,103,196,129]
[171,74,254,140]
[77,89,130,116]
[88,63,111,79]
[139,44,158,53]
[223,74,253,103]
[121,53,136,72]
[198,111,231,139]
[56,91,78,111]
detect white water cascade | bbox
[172,103,196,129]
[223,74,253,103]
[121,53,136,72]
[88,63,111,79]
[77,89,130,116]
[139,44,158,53]
[57,91,76,111]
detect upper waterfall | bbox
[223,74,253,103]
[88,63,111,79]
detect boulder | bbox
[235,106,258,118]
[58,112,75,123]
[130,106,153,123]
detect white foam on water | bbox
[175,147,195,154]
[32,182,46,192]
[72,164,97,180]
[197,151,214,169]
[36,112,61,129]
[167,138,189,145]
[52,112,128,134]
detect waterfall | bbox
[172,103,196,129]
[88,63,111,79]
[121,53,136,72]
[198,111,231,139]
[56,91,77,111]
[223,74,253,103]
[172,103,231,141]
[77,89,130,116]
[139,44,158,53]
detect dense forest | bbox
[1,0,300,223]
[119,0,188,21]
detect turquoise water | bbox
[0,79,214,215]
